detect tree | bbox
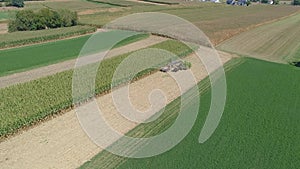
[11,0,24,8]
[38,8,61,28]
[246,0,251,5]
[8,8,78,32]
[58,9,78,27]
[8,10,45,32]
[293,0,300,5]
[261,0,268,3]
[13,10,36,31]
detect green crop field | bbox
[0,30,149,76]
[80,58,300,169]
[218,13,300,63]
[0,39,193,138]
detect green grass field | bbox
[218,13,300,63]
[0,30,149,76]
[80,57,300,169]
[0,39,193,138]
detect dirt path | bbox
[0,35,167,89]
[0,49,236,169]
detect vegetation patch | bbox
[8,8,78,32]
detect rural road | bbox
[0,35,167,89]
[0,49,236,169]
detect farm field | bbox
[0,30,149,76]
[80,58,300,169]
[0,25,96,48]
[24,0,114,11]
[0,39,192,138]
[79,3,300,44]
[218,13,300,63]
[2,1,299,46]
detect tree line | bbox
[0,0,24,7]
[9,8,78,32]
